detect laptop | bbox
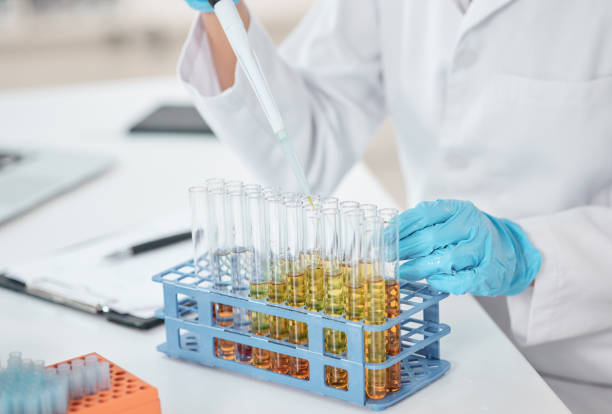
[0,146,114,224]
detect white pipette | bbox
[210,0,315,208]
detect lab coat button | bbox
[454,50,478,71]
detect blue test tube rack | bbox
[153,256,451,410]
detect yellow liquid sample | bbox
[346,284,365,322]
[250,281,270,369]
[305,265,324,312]
[324,270,348,390]
[287,271,309,379]
[268,279,289,374]
[307,196,315,210]
[385,280,401,392]
[250,282,270,335]
[364,274,387,400]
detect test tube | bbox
[207,178,235,360]
[380,208,401,393]
[339,200,360,212]
[302,194,320,210]
[339,201,360,286]
[362,216,387,400]
[189,186,208,273]
[262,185,280,199]
[70,359,85,400]
[98,361,111,391]
[84,355,99,395]
[246,188,271,370]
[284,198,309,380]
[266,194,290,374]
[7,351,22,370]
[229,184,253,364]
[321,207,348,390]
[342,209,365,322]
[360,203,378,219]
[322,196,339,209]
[303,202,323,312]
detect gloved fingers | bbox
[184,0,215,12]
[184,0,240,12]
[397,200,460,239]
[426,269,477,295]
[399,216,471,260]
[399,242,480,281]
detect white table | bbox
[0,78,568,413]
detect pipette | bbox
[209,0,315,209]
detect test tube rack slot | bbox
[153,258,451,410]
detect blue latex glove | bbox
[184,0,239,12]
[397,200,541,296]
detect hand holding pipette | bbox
[203,0,314,208]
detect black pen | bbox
[105,231,191,260]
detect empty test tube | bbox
[228,184,253,364]
[70,359,85,399]
[84,356,99,395]
[98,361,111,391]
[246,187,271,370]
[207,178,235,361]
[284,198,309,380]
[321,207,348,390]
[189,186,208,274]
[7,351,22,370]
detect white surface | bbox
[0,78,567,413]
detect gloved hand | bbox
[184,0,239,13]
[397,200,541,296]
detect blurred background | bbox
[0,0,405,207]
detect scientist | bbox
[178,1,612,412]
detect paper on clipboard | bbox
[1,211,192,319]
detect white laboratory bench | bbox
[0,78,569,413]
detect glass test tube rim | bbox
[339,200,360,212]
[378,208,400,283]
[321,196,339,209]
[189,185,208,272]
[206,177,225,190]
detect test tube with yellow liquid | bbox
[362,216,387,400]
[303,201,323,312]
[340,206,364,323]
[265,194,290,374]
[228,183,253,364]
[380,208,401,393]
[246,186,271,370]
[321,208,348,390]
[284,197,309,380]
[207,178,235,360]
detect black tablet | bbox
[129,104,213,136]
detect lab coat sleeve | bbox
[507,188,612,346]
[177,1,386,194]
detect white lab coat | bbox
[178,1,612,412]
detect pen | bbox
[105,231,191,260]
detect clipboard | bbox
[0,274,161,329]
[0,213,191,330]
